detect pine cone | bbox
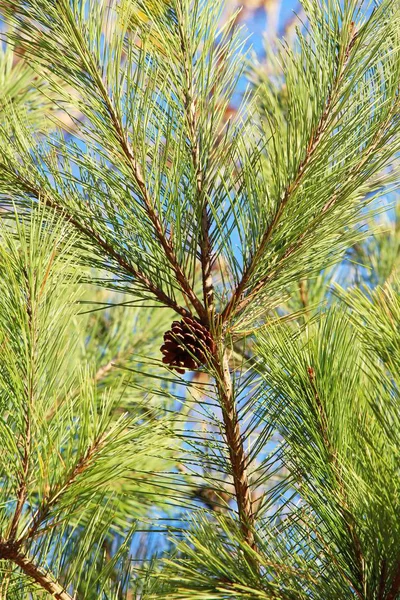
[161,316,216,374]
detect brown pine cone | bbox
[161,316,216,374]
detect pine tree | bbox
[0,0,399,598]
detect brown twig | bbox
[64,12,206,322]
[214,349,255,551]
[0,542,74,600]
[23,434,106,542]
[176,10,214,325]
[13,172,191,319]
[221,22,358,325]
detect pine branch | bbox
[173,0,255,557]
[63,7,206,322]
[239,85,400,317]
[1,2,399,594]
[0,542,74,600]
[23,433,106,542]
[307,366,366,595]
[8,268,35,540]
[221,21,358,324]
[214,350,255,552]
[12,173,191,318]
[176,7,214,324]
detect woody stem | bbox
[214,348,255,551]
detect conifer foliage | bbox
[0,0,399,598]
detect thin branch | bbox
[228,84,397,319]
[22,433,106,542]
[176,8,214,324]
[213,350,256,552]
[307,366,366,595]
[10,171,191,318]
[221,22,358,324]
[235,89,400,315]
[9,268,35,540]
[64,8,206,321]
[0,542,74,600]
[46,194,189,317]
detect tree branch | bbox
[6,171,191,318]
[307,367,366,594]
[214,349,255,552]
[0,542,74,600]
[221,23,358,324]
[23,434,106,542]
[176,9,214,325]
[234,88,399,315]
[64,8,206,321]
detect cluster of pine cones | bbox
[161,316,215,374]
